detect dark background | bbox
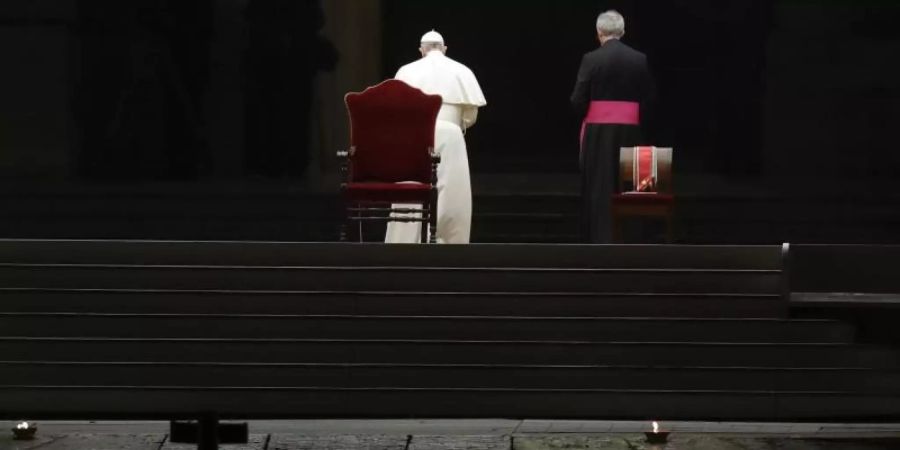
[383,0,772,176]
[1,0,899,243]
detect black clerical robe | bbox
[571,39,655,243]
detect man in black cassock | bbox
[571,10,655,244]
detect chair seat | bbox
[344,182,433,203]
[612,193,674,205]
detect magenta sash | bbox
[580,101,640,145]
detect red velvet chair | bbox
[612,146,675,243]
[339,79,442,243]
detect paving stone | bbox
[161,433,267,450]
[515,421,553,434]
[268,434,407,450]
[714,436,899,450]
[0,433,61,450]
[256,420,518,436]
[622,435,757,450]
[820,424,900,432]
[514,434,900,450]
[24,433,165,450]
[408,435,511,450]
[513,435,634,450]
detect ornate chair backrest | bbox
[618,147,674,194]
[344,79,442,184]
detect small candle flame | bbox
[16,422,29,430]
[652,421,659,433]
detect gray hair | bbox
[596,10,625,38]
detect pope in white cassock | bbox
[384,30,487,244]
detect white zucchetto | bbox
[420,30,445,45]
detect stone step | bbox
[0,265,782,294]
[3,388,899,421]
[0,289,787,318]
[0,240,785,270]
[2,363,895,393]
[1,339,895,368]
[0,314,852,343]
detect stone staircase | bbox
[1,240,898,421]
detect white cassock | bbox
[384,50,487,244]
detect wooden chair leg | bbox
[427,208,437,244]
[428,193,438,244]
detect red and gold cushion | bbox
[633,146,658,193]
